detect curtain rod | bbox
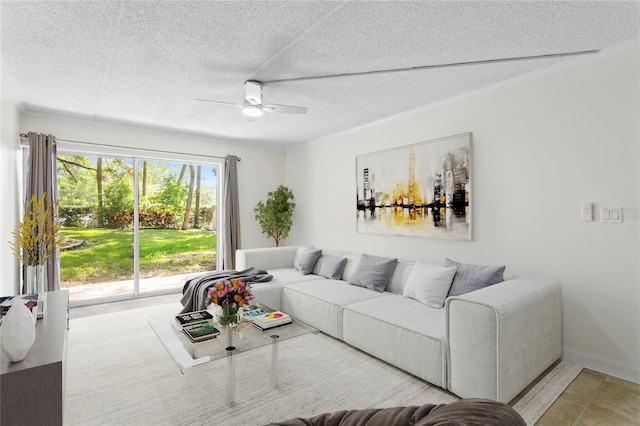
[19,133,240,162]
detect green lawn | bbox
[60,227,217,285]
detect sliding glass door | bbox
[136,159,218,296]
[56,151,219,304]
[57,154,135,302]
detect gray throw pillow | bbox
[349,254,398,292]
[312,254,347,280]
[294,247,322,275]
[445,258,506,297]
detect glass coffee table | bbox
[149,305,317,405]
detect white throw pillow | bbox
[402,261,457,308]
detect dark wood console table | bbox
[0,290,69,426]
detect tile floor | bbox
[68,292,181,319]
[535,368,640,425]
[69,295,640,425]
[64,273,193,304]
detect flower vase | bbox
[223,324,237,348]
[26,264,47,295]
[218,307,239,348]
[218,307,239,327]
[1,302,36,362]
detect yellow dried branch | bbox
[9,193,63,266]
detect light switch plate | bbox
[600,207,623,223]
[581,202,593,222]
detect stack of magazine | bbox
[174,310,213,328]
[253,311,292,331]
[174,310,220,343]
[183,322,220,343]
[240,304,267,321]
[0,293,39,323]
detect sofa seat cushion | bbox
[250,282,285,311]
[250,268,321,310]
[282,280,389,339]
[269,268,325,285]
[342,294,447,388]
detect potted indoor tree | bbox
[253,185,295,247]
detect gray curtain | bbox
[24,132,59,292]
[222,155,240,270]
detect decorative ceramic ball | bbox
[1,302,36,362]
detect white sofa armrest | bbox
[235,246,301,271]
[445,278,562,403]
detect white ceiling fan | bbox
[196,80,308,118]
[196,50,599,120]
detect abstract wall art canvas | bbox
[356,133,471,240]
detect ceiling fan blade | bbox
[261,50,601,84]
[194,99,243,108]
[263,104,308,114]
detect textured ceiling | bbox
[1,1,639,149]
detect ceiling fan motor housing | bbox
[245,80,263,105]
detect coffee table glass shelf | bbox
[149,305,317,405]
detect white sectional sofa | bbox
[236,246,562,404]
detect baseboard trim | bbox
[563,348,640,384]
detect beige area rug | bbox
[65,302,581,426]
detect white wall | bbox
[286,46,640,382]
[0,80,23,295]
[18,113,287,253]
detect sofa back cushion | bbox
[236,246,299,270]
[385,260,414,296]
[339,253,362,283]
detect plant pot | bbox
[26,264,47,295]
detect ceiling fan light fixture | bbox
[196,80,307,117]
[242,105,263,117]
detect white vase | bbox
[26,264,47,295]
[1,302,36,362]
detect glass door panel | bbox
[137,159,218,295]
[57,154,135,303]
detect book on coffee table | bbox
[252,311,292,331]
[178,332,218,359]
[240,304,268,321]
[175,310,214,328]
[183,322,220,343]
[252,320,293,332]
